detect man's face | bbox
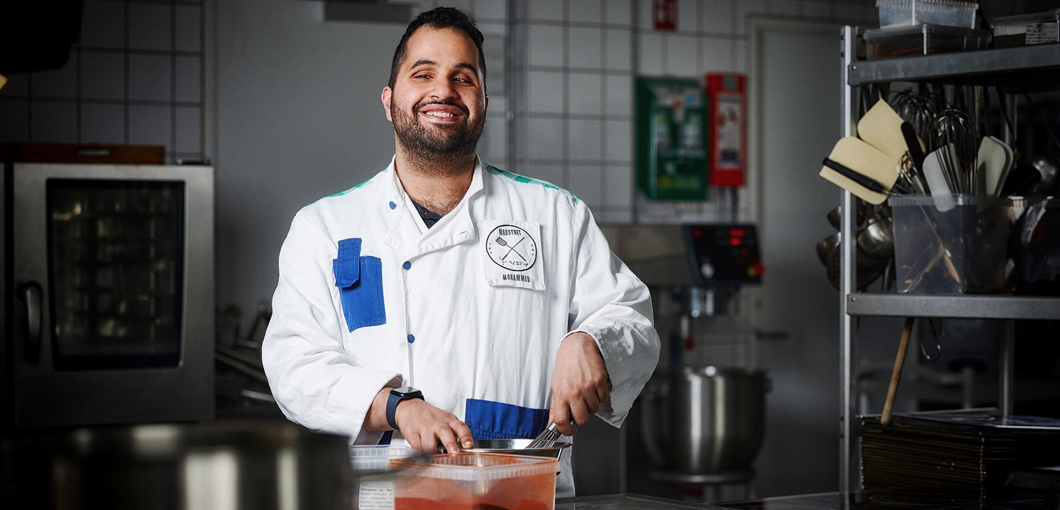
[382,27,488,165]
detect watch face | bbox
[393,386,421,398]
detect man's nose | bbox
[429,78,458,100]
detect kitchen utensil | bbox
[923,147,957,211]
[826,237,889,290]
[820,137,899,205]
[827,206,842,229]
[859,99,916,160]
[881,317,915,426]
[978,136,1012,196]
[858,217,895,260]
[526,421,562,449]
[466,439,571,461]
[640,366,767,473]
[891,89,942,151]
[1030,155,1060,196]
[817,231,841,265]
[934,108,979,193]
[1000,164,1042,197]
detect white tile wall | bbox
[31,102,78,143]
[568,0,602,24]
[0,101,28,141]
[81,103,126,145]
[129,54,172,102]
[604,29,632,70]
[568,26,603,69]
[81,0,126,49]
[569,73,604,115]
[129,104,172,147]
[129,3,173,51]
[567,119,603,161]
[33,60,78,99]
[604,0,632,26]
[175,106,202,154]
[702,0,733,34]
[528,71,565,113]
[80,51,126,100]
[0,0,206,163]
[510,0,880,224]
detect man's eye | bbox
[414,73,430,79]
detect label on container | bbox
[1026,22,1059,44]
[357,480,394,510]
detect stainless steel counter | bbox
[558,494,727,509]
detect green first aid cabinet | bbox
[635,77,710,201]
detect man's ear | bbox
[382,87,393,122]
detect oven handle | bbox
[17,282,42,363]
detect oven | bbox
[2,163,214,428]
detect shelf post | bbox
[999,320,1015,419]
[839,25,858,497]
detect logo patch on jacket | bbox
[480,221,545,290]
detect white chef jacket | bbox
[262,158,660,497]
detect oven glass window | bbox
[47,180,185,370]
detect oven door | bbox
[9,163,214,427]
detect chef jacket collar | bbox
[382,156,482,258]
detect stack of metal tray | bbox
[861,410,1060,502]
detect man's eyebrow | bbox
[408,59,479,75]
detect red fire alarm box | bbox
[706,73,746,188]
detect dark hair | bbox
[388,7,487,94]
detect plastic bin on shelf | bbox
[992,9,1060,47]
[889,195,1014,294]
[876,0,978,28]
[350,445,416,510]
[863,24,991,59]
[391,452,559,510]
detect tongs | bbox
[526,421,561,449]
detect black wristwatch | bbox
[386,386,424,431]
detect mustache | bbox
[415,100,469,116]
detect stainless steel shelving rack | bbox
[837,26,1060,494]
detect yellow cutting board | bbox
[820,136,898,205]
[858,99,923,160]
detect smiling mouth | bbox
[422,111,457,118]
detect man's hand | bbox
[549,332,609,436]
[394,398,474,454]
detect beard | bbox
[392,99,485,172]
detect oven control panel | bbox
[683,224,763,286]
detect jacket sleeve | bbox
[565,201,661,427]
[262,213,401,441]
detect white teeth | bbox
[424,111,454,118]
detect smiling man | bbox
[261,7,659,497]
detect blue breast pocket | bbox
[334,238,386,332]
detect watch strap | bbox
[386,389,423,431]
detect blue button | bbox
[402,261,411,270]
[388,201,396,210]
[407,334,415,344]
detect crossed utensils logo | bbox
[485,225,537,271]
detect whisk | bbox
[893,152,929,195]
[934,108,979,194]
[891,89,944,154]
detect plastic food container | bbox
[889,195,1013,294]
[391,452,559,510]
[876,0,979,28]
[863,24,991,59]
[992,10,1060,47]
[350,445,416,510]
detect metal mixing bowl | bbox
[465,439,571,464]
[640,366,767,473]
